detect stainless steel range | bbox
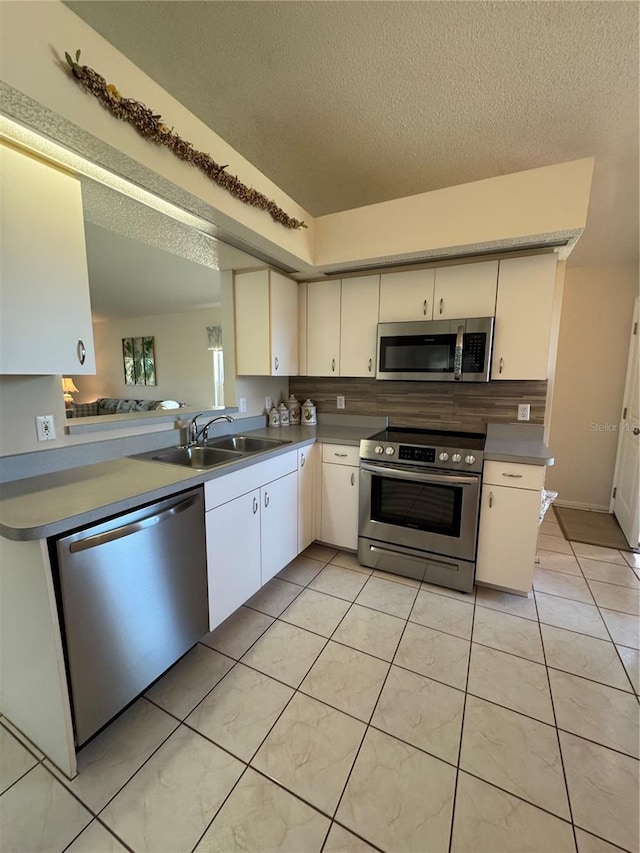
[358,428,486,593]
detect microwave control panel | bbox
[462,333,487,372]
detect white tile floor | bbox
[1,522,639,852]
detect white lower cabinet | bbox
[298,444,318,552]
[260,471,298,584]
[475,461,546,595]
[320,443,360,551]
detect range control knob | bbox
[465,454,476,465]
[451,453,462,463]
[385,446,395,456]
[374,445,384,455]
[438,452,449,462]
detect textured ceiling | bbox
[64,1,639,267]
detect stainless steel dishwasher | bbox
[54,487,208,746]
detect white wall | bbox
[547,262,639,509]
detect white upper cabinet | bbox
[340,275,380,377]
[234,269,298,376]
[433,260,498,320]
[492,254,558,380]
[379,269,435,322]
[307,280,341,376]
[0,144,95,375]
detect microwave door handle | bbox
[360,462,478,487]
[454,325,464,380]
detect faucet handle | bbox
[188,413,203,444]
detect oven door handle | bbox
[360,461,479,487]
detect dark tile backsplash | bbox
[289,377,547,433]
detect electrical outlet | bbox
[35,415,56,441]
[239,397,247,413]
[337,395,345,409]
[517,404,531,422]
[265,396,272,412]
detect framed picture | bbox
[122,336,156,385]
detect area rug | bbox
[553,506,630,551]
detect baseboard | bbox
[553,500,610,513]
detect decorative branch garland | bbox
[64,50,307,230]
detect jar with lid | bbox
[268,406,280,427]
[277,402,290,426]
[286,394,301,425]
[301,399,317,425]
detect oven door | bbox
[359,461,481,561]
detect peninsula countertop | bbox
[484,423,554,466]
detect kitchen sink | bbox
[206,435,291,453]
[150,446,243,469]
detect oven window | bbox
[371,475,462,537]
[380,335,455,372]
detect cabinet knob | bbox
[423,299,427,316]
[368,357,373,373]
[331,358,336,372]
[274,356,279,371]
[351,471,355,486]
[499,357,504,374]
[301,453,305,467]
[489,491,494,508]
[264,491,270,508]
[439,298,444,315]
[502,473,523,478]
[253,496,258,514]
[77,339,86,366]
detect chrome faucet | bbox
[186,413,203,446]
[196,414,235,443]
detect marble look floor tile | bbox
[473,606,545,663]
[371,568,421,588]
[394,621,470,689]
[0,724,38,795]
[622,550,640,570]
[421,581,476,602]
[241,620,326,688]
[371,665,464,764]
[548,669,639,758]
[277,554,325,586]
[570,543,627,565]
[355,575,418,619]
[538,533,573,554]
[245,578,302,617]
[475,586,537,620]
[186,663,294,761]
[535,591,609,640]
[0,717,45,760]
[540,518,563,536]
[66,819,129,852]
[145,644,234,719]
[279,588,351,637]
[410,589,474,639]
[560,730,640,852]
[579,557,639,588]
[57,698,178,812]
[195,767,329,853]
[460,696,570,819]
[0,765,92,853]
[336,727,456,853]
[300,641,389,722]
[467,643,554,724]
[324,823,378,852]
[536,549,583,575]
[533,567,594,604]
[309,565,369,601]
[252,693,365,815]
[332,603,405,661]
[302,543,339,563]
[200,606,274,660]
[101,726,244,853]
[574,827,625,853]
[616,644,640,693]
[587,580,640,616]
[330,551,372,574]
[600,608,640,649]
[541,625,632,692]
[451,771,575,853]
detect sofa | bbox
[69,398,167,417]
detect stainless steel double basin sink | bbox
[145,435,291,470]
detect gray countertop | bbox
[0,420,553,542]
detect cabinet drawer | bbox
[322,443,360,466]
[205,450,297,510]
[483,460,545,491]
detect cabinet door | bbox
[433,261,498,320]
[492,254,557,380]
[340,275,380,377]
[298,445,318,552]
[475,483,541,595]
[379,269,435,322]
[234,270,270,375]
[0,144,95,374]
[307,281,341,375]
[270,271,299,376]
[321,463,359,550]
[298,283,308,375]
[205,490,261,629]
[261,471,299,583]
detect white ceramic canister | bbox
[301,398,317,425]
[268,406,281,427]
[277,402,290,426]
[286,393,301,425]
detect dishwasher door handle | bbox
[69,494,200,553]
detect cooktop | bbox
[360,427,486,473]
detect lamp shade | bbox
[62,377,79,394]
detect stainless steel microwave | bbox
[376,317,494,382]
